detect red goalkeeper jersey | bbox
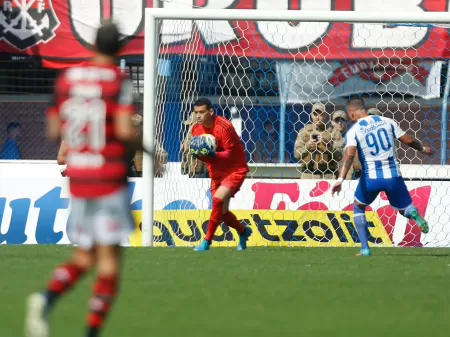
[191,116,249,179]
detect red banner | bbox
[1,0,450,68]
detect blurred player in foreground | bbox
[190,98,252,251]
[25,21,147,337]
[331,97,434,257]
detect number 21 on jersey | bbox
[61,93,106,152]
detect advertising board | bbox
[0,163,447,247]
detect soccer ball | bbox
[199,134,216,155]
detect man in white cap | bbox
[294,102,340,179]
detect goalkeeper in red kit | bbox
[190,98,253,251]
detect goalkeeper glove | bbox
[190,136,216,157]
[190,137,201,158]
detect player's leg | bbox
[220,189,252,251]
[194,187,248,251]
[25,199,94,337]
[44,247,94,309]
[195,172,252,251]
[85,245,122,337]
[220,171,252,251]
[385,177,429,233]
[25,248,95,337]
[222,197,245,235]
[85,188,133,337]
[353,202,371,257]
[194,180,222,251]
[353,179,379,257]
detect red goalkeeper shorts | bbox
[210,169,248,198]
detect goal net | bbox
[141,7,450,249]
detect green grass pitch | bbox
[0,246,449,337]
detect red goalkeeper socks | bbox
[45,263,85,310]
[205,197,224,242]
[223,211,245,234]
[86,275,118,337]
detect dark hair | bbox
[95,20,122,57]
[194,98,213,111]
[7,122,20,133]
[346,96,367,111]
[264,120,279,129]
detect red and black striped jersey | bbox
[47,62,135,198]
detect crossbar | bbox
[146,8,450,23]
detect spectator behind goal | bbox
[1,122,21,160]
[294,103,342,179]
[181,111,208,178]
[367,107,381,116]
[130,114,167,177]
[252,120,288,163]
[329,110,361,179]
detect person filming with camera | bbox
[294,102,342,179]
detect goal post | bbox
[142,8,450,248]
[142,11,158,247]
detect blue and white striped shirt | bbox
[345,115,405,179]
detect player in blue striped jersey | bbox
[331,97,434,256]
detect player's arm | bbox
[332,129,357,195]
[191,124,235,163]
[388,120,433,155]
[212,139,233,160]
[398,133,424,151]
[336,146,357,181]
[331,146,356,196]
[57,140,69,177]
[57,141,68,165]
[398,133,433,155]
[194,143,232,163]
[206,125,237,161]
[46,115,61,142]
[46,91,62,143]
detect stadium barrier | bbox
[0,161,448,247]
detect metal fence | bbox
[0,59,449,165]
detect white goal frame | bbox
[142,8,450,247]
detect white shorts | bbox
[67,187,134,250]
